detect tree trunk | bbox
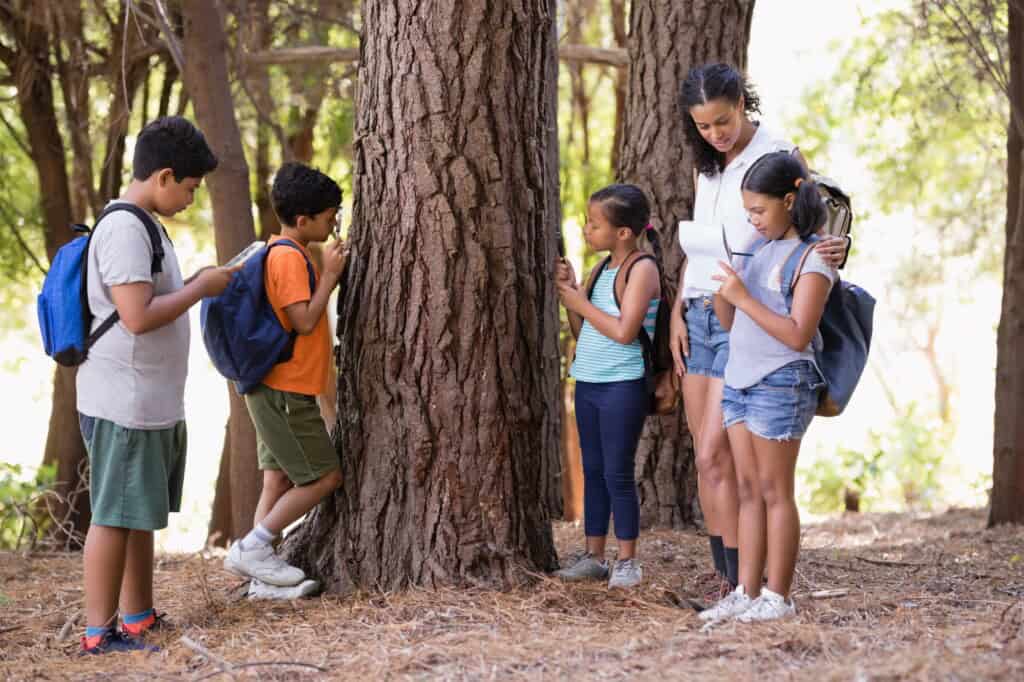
[616,0,755,528]
[0,1,89,548]
[990,2,1024,526]
[182,0,262,543]
[284,0,562,593]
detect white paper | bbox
[225,240,266,267]
[677,220,731,294]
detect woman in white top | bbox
[669,64,847,598]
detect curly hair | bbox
[133,116,218,182]
[271,162,342,226]
[678,63,762,177]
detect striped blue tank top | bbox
[570,266,660,383]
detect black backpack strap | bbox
[82,204,169,350]
[612,253,660,391]
[584,256,612,301]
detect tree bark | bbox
[284,0,562,593]
[181,0,262,543]
[0,1,89,548]
[616,0,755,528]
[990,2,1024,525]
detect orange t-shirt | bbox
[261,235,331,396]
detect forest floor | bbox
[1,507,1022,681]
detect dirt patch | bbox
[1,507,1022,680]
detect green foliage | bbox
[0,463,56,551]
[801,403,950,514]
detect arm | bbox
[557,260,659,345]
[111,267,237,335]
[555,258,584,339]
[712,292,735,331]
[282,240,348,335]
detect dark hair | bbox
[679,63,762,177]
[133,116,218,182]
[589,183,663,263]
[740,151,826,239]
[271,162,343,226]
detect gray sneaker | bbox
[608,558,643,589]
[555,553,609,581]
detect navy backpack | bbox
[780,235,875,416]
[37,204,165,366]
[200,239,315,394]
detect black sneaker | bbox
[80,630,160,655]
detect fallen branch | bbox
[56,609,81,642]
[856,556,927,568]
[809,589,850,599]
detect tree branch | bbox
[242,44,629,68]
[0,203,48,276]
[0,105,30,156]
[150,0,185,73]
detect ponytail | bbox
[741,151,826,240]
[644,226,664,263]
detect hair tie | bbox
[794,178,804,188]
[645,223,654,231]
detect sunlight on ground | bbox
[1,0,993,551]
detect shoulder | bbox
[266,241,309,271]
[626,256,660,286]
[800,245,838,284]
[94,203,155,245]
[753,123,795,154]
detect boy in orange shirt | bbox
[224,162,346,590]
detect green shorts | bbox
[78,414,186,531]
[244,385,339,486]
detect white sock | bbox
[239,523,276,551]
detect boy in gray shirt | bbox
[78,117,237,654]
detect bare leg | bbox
[253,469,293,529]
[696,379,739,547]
[83,525,129,629]
[259,468,343,535]
[683,373,714,535]
[119,530,154,616]
[586,536,607,557]
[755,435,802,598]
[726,423,765,599]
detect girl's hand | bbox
[556,278,587,311]
[554,257,577,288]
[712,260,749,307]
[669,307,689,377]
[814,235,849,268]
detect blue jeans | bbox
[721,361,825,441]
[685,296,730,379]
[574,379,647,541]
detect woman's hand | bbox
[669,307,689,377]
[712,260,749,308]
[814,235,849,268]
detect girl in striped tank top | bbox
[553,184,662,590]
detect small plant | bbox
[0,462,56,551]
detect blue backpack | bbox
[37,204,165,366]
[200,239,315,394]
[780,235,875,416]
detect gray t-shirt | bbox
[76,201,190,429]
[724,238,837,389]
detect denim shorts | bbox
[684,296,730,379]
[721,360,825,441]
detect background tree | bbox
[283,0,562,592]
[616,0,756,527]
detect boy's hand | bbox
[323,239,348,283]
[196,264,240,297]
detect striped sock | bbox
[83,625,111,649]
[122,608,156,635]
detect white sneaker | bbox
[247,578,320,600]
[698,584,754,622]
[737,588,796,622]
[225,541,305,586]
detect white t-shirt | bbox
[681,123,795,299]
[76,201,190,429]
